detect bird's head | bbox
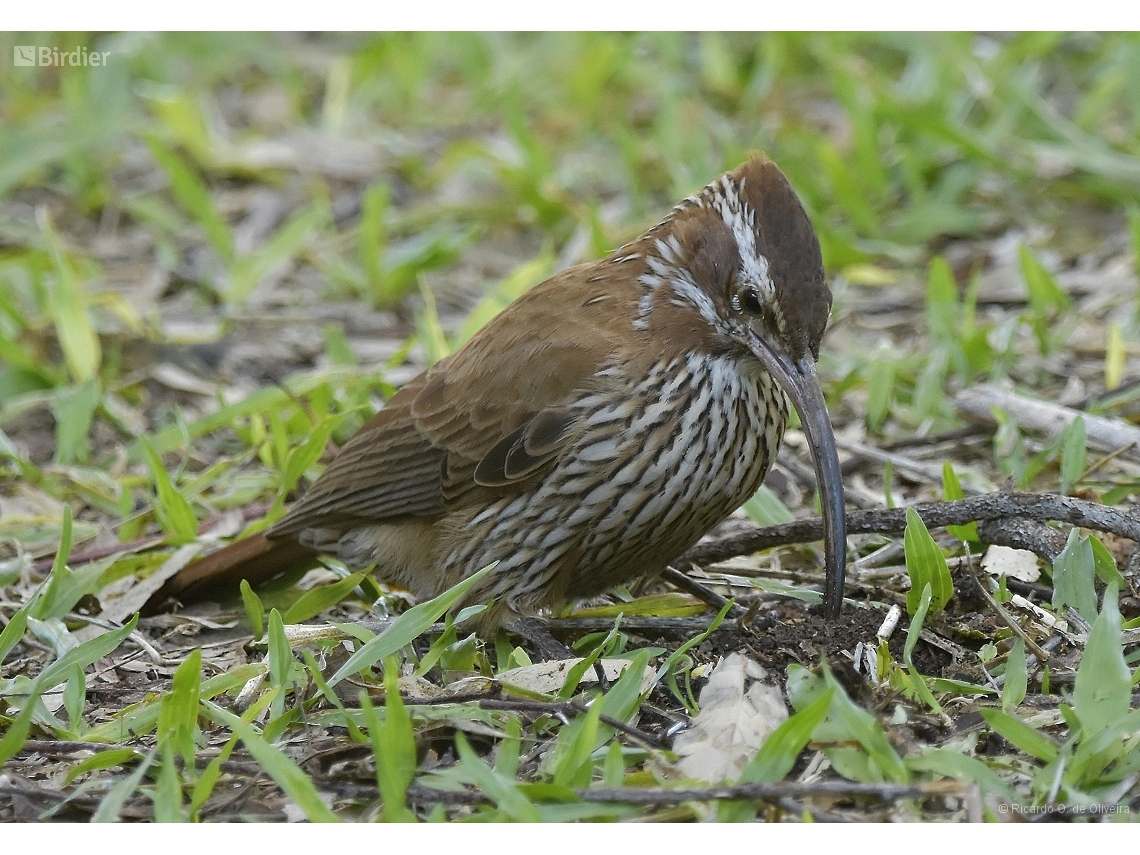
[632,155,846,616]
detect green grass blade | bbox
[267,609,292,719]
[1073,582,1130,738]
[327,562,495,687]
[1052,529,1098,624]
[190,691,278,818]
[1059,415,1086,495]
[0,603,30,666]
[453,731,541,822]
[144,134,234,263]
[1090,536,1126,589]
[925,255,959,342]
[126,369,366,460]
[903,507,954,615]
[225,204,327,303]
[789,662,907,784]
[495,717,524,780]
[902,584,943,713]
[52,378,101,464]
[140,437,198,541]
[0,694,38,765]
[37,207,101,382]
[557,618,622,699]
[360,660,417,821]
[85,663,265,742]
[157,649,202,766]
[1018,244,1070,314]
[719,687,834,821]
[282,572,365,625]
[64,748,145,785]
[979,708,1058,762]
[941,462,977,541]
[240,579,265,640]
[907,748,1016,804]
[153,746,185,822]
[1001,639,1028,711]
[91,749,156,822]
[276,414,347,504]
[32,614,138,695]
[822,664,909,783]
[552,696,603,789]
[743,484,795,526]
[64,664,86,734]
[204,699,339,822]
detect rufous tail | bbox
[143,533,319,614]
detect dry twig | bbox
[685,492,1140,567]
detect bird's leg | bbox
[502,616,575,661]
[661,565,749,619]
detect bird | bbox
[147,154,847,628]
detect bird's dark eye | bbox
[739,286,764,317]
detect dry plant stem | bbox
[476,698,667,749]
[1128,546,1140,581]
[956,383,1140,465]
[0,781,151,820]
[836,438,984,493]
[774,797,857,823]
[546,616,741,636]
[16,740,111,756]
[962,557,1051,662]
[283,616,738,646]
[661,564,748,617]
[506,617,574,660]
[879,425,990,452]
[398,691,665,748]
[684,492,1140,567]
[406,778,968,807]
[1082,441,1140,480]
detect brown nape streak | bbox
[674,209,741,307]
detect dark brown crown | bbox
[733,157,829,361]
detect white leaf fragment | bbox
[674,652,788,783]
[492,658,654,695]
[981,544,1040,582]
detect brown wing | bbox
[268,260,640,536]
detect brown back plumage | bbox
[268,259,643,535]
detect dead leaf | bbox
[78,544,203,638]
[981,544,1041,583]
[674,653,788,783]
[494,658,653,696]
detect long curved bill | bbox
[747,334,847,618]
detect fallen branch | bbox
[684,492,1140,567]
[574,778,967,804]
[405,778,968,807]
[956,383,1140,465]
[976,518,1068,563]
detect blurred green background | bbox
[3,31,1138,286]
[1,31,1138,502]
